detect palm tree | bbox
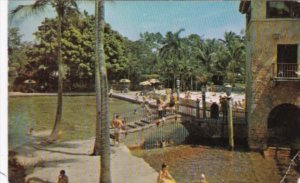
[93,0,112,182]
[159,29,185,88]
[218,31,246,85]
[194,39,219,85]
[11,0,79,142]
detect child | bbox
[58,170,69,183]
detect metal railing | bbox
[112,108,153,128]
[177,99,246,124]
[273,63,300,78]
[112,99,247,129]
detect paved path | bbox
[15,138,158,183]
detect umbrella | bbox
[139,81,151,86]
[119,79,131,83]
[148,78,160,84]
[24,79,36,84]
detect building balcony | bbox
[272,63,300,81]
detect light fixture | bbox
[201,85,206,93]
[225,84,232,97]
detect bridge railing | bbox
[112,98,246,127]
[113,108,146,127]
[177,99,246,124]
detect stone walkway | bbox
[15,138,158,183]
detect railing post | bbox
[272,63,274,78]
[225,85,234,151]
[196,98,200,119]
[202,91,206,118]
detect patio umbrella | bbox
[119,79,131,83]
[148,78,160,84]
[24,79,36,84]
[139,81,151,86]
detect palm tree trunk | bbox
[49,12,63,142]
[95,0,112,182]
[93,0,102,154]
[173,73,176,90]
[191,76,193,91]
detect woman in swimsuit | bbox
[157,163,176,183]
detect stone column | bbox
[227,96,234,151]
[196,98,200,119]
[297,44,300,72]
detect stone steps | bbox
[264,147,291,159]
[264,147,300,183]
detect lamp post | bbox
[225,84,234,151]
[176,79,180,101]
[201,85,206,118]
[176,79,180,113]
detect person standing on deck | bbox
[220,97,227,122]
[113,115,124,146]
[169,92,176,114]
[155,98,166,126]
[157,98,164,119]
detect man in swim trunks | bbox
[113,115,124,146]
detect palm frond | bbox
[10,0,49,23]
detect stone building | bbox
[239,0,300,150]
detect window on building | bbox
[267,1,300,18]
[276,44,298,77]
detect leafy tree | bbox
[8,27,32,89]
[104,24,129,81]
[22,12,129,91]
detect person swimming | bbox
[157,163,176,183]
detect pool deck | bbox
[14,137,158,183]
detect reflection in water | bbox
[143,123,189,149]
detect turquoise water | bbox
[8,96,140,149]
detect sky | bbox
[8,1,245,42]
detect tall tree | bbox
[218,31,246,85]
[11,0,79,141]
[8,28,31,88]
[93,0,112,183]
[159,29,185,88]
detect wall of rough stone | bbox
[246,2,300,149]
